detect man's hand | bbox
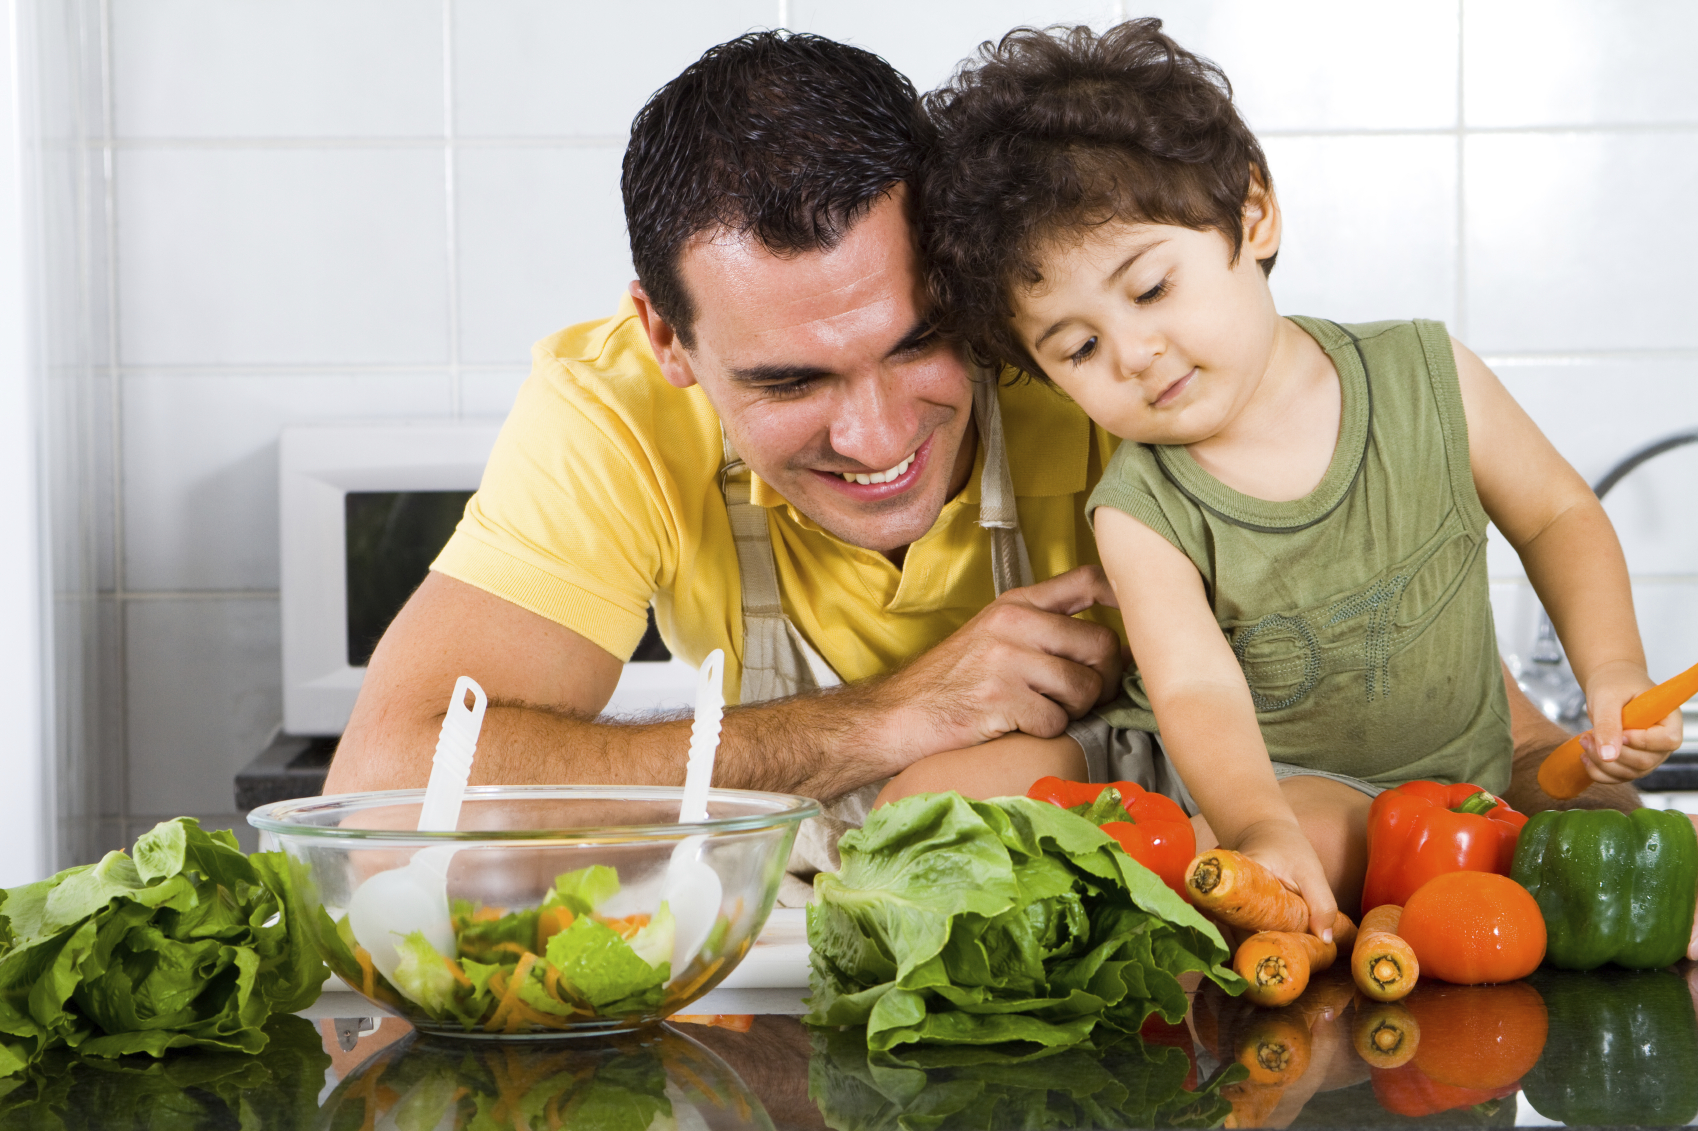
[862,565,1123,764]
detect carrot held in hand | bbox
[1235,930,1338,1007]
[1538,659,1698,799]
[1187,849,1355,942]
[1352,904,1420,1002]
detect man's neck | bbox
[884,416,980,569]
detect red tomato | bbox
[1398,872,1546,984]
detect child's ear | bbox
[1241,171,1281,262]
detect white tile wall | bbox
[1264,134,1458,326]
[1464,131,1698,353]
[47,1,1698,863]
[122,372,453,592]
[1143,0,1461,133]
[452,1,776,139]
[1463,0,1698,128]
[455,146,632,365]
[111,0,446,138]
[125,596,281,816]
[116,148,452,366]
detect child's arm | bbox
[1094,506,1340,939]
[873,732,1087,806]
[1454,338,1684,785]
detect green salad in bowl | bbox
[249,785,818,1038]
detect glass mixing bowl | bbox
[249,785,818,1038]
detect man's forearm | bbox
[326,680,907,800]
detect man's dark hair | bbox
[622,31,929,349]
[922,20,1274,382]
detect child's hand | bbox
[1581,661,1683,784]
[1232,818,1340,942]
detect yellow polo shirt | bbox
[433,296,1122,704]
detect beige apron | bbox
[720,375,1033,906]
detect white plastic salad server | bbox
[346,675,487,993]
[662,650,726,978]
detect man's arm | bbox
[1500,661,1643,814]
[323,567,1123,799]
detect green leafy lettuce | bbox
[333,864,680,1032]
[808,1024,1244,1130]
[805,793,1243,1051]
[0,818,328,1076]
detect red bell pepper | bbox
[1026,776,1195,900]
[1361,781,1528,913]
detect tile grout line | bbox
[1453,0,1467,341]
[96,0,131,848]
[442,0,462,419]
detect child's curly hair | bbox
[921,20,1274,382]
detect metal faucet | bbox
[1509,428,1698,731]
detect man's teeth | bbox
[841,453,915,485]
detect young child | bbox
[880,20,1683,936]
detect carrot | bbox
[1185,850,1356,941]
[484,954,538,1033]
[1538,659,1698,798]
[1352,1000,1421,1069]
[1352,905,1420,1002]
[1235,1008,1313,1085]
[1234,930,1338,1007]
[354,945,377,1000]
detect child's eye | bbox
[1135,278,1169,304]
[1068,337,1098,366]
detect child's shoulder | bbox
[1289,315,1447,348]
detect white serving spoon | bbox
[346,675,486,993]
[662,650,726,978]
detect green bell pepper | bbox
[1509,807,1697,970]
[1520,968,1698,1127]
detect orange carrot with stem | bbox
[1187,850,1356,943]
[1235,930,1339,1007]
[1352,905,1420,1002]
[1538,659,1698,799]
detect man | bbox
[324,32,1643,886]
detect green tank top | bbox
[1087,317,1512,793]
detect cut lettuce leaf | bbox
[391,931,458,1015]
[544,918,668,1008]
[547,864,621,916]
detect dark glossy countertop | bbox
[4,962,1695,1129]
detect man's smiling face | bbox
[636,188,977,556]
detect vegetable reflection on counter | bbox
[807,1024,1244,1130]
[320,1023,773,1131]
[0,818,328,1075]
[804,793,1243,1052]
[1521,967,1698,1127]
[0,1013,329,1130]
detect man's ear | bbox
[629,280,699,390]
[1242,171,1282,261]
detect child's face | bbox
[1011,209,1283,446]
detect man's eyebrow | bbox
[884,318,937,358]
[727,363,835,386]
[1031,237,1167,352]
[727,320,937,384]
